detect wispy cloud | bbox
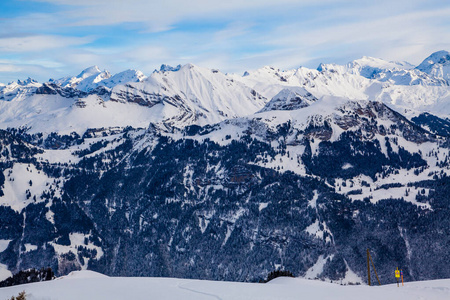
[0,64,22,73]
[261,6,450,66]
[0,60,61,83]
[0,0,449,82]
[0,35,94,52]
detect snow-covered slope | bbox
[110,63,267,127]
[0,271,448,300]
[0,93,167,135]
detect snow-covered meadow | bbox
[0,271,448,300]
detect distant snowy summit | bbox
[51,66,147,92]
[416,50,450,81]
[159,64,182,72]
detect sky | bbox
[0,0,450,83]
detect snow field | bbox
[0,163,59,212]
[0,264,12,282]
[0,271,449,300]
[50,233,103,271]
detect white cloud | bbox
[0,35,94,53]
[0,64,22,73]
[0,13,63,35]
[0,61,60,83]
[250,5,450,68]
[213,22,253,44]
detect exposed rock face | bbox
[110,84,165,107]
[36,83,87,98]
[259,88,317,112]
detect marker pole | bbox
[368,251,381,286]
[367,249,371,286]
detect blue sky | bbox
[0,0,450,83]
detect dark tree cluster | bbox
[260,270,294,283]
[0,268,54,287]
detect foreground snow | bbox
[0,271,448,300]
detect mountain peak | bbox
[117,69,146,80]
[17,77,38,85]
[417,50,450,70]
[181,63,196,69]
[353,56,387,65]
[316,63,327,72]
[99,69,147,86]
[417,50,450,81]
[77,66,102,79]
[159,64,182,72]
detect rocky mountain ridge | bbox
[0,51,450,134]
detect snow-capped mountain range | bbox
[0,50,449,135]
[0,51,449,285]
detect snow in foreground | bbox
[0,270,448,300]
